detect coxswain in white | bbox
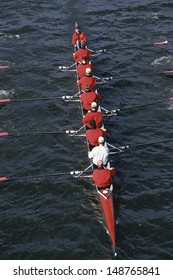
[88,136,109,168]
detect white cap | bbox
[98,136,105,143]
[86,68,91,74]
[91,102,97,108]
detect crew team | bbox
[72,24,116,189]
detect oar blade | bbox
[0,132,9,137]
[0,99,11,103]
[0,66,10,69]
[153,40,168,45]
[0,177,8,182]
[163,70,173,76]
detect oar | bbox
[0,95,77,104]
[101,97,173,115]
[0,62,77,72]
[109,138,173,154]
[63,91,81,101]
[59,62,77,71]
[94,75,113,81]
[92,70,173,86]
[0,170,91,183]
[127,70,173,79]
[0,66,10,69]
[102,70,173,82]
[0,130,81,138]
[0,66,76,72]
[68,124,86,136]
[73,163,93,177]
[88,40,168,53]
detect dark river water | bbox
[0,0,173,260]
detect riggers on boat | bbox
[73,22,116,254]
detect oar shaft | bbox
[109,41,168,51]
[0,170,91,182]
[110,139,173,153]
[0,62,77,72]
[96,70,173,83]
[112,70,173,81]
[0,129,81,138]
[129,138,173,148]
[109,138,173,154]
[116,98,173,112]
[0,131,66,137]
[0,96,72,103]
[89,41,168,53]
[1,173,70,181]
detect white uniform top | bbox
[88,145,109,165]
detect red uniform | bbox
[83,111,103,128]
[73,49,91,63]
[92,168,116,188]
[86,128,106,147]
[72,31,87,46]
[80,91,98,111]
[77,76,96,92]
[77,63,94,79]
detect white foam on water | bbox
[151,55,173,66]
[0,33,20,40]
[0,89,15,97]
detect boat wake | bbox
[168,104,173,110]
[0,33,20,40]
[0,89,15,98]
[151,55,173,66]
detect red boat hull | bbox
[97,187,116,248]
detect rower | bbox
[86,119,107,150]
[72,23,87,50]
[88,136,109,168]
[77,67,96,92]
[77,56,94,79]
[80,84,102,114]
[73,41,90,64]
[92,160,116,189]
[83,101,103,129]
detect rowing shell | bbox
[97,186,116,249]
[73,24,116,254]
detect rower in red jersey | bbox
[92,160,116,189]
[73,41,91,64]
[77,67,96,92]
[77,57,94,79]
[86,119,107,150]
[72,23,87,49]
[83,101,103,129]
[80,84,102,114]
